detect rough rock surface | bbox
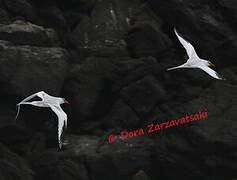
[0,20,60,46]
[0,0,236,179]
[0,40,68,97]
[0,143,36,180]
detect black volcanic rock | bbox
[147,81,237,180]
[63,56,162,129]
[37,6,67,32]
[188,82,237,150]
[68,14,129,57]
[68,0,173,58]
[0,40,68,97]
[121,75,166,116]
[3,0,37,22]
[0,20,60,46]
[0,8,10,24]
[58,0,96,13]
[0,124,33,152]
[63,135,155,180]
[29,150,89,180]
[125,23,172,58]
[102,99,140,129]
[133,170,151,180]
[0,143,35,180]
[218,0,237,10]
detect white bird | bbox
[167,28,225,80]
[15,91,70,149]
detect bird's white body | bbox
[167,28,225,80]
[15,91,69,149]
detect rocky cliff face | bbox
[0,0,236,180]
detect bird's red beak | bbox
[210,63,215,67]
[64,100,70,104]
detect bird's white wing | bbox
[48,104,68,149]
[199,65,225,80]
[174,28,198,59]
[18,91,45,103]
[15,91,45,120]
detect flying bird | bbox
[167,28,225,80]
[15,91,70,149]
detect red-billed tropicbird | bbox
[15,91,69,149]
[167,28,225,80]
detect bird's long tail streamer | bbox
[15,104,21,120]
[167,66,181,71]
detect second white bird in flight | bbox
[15,91,69,149]
[167,28,225,80]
